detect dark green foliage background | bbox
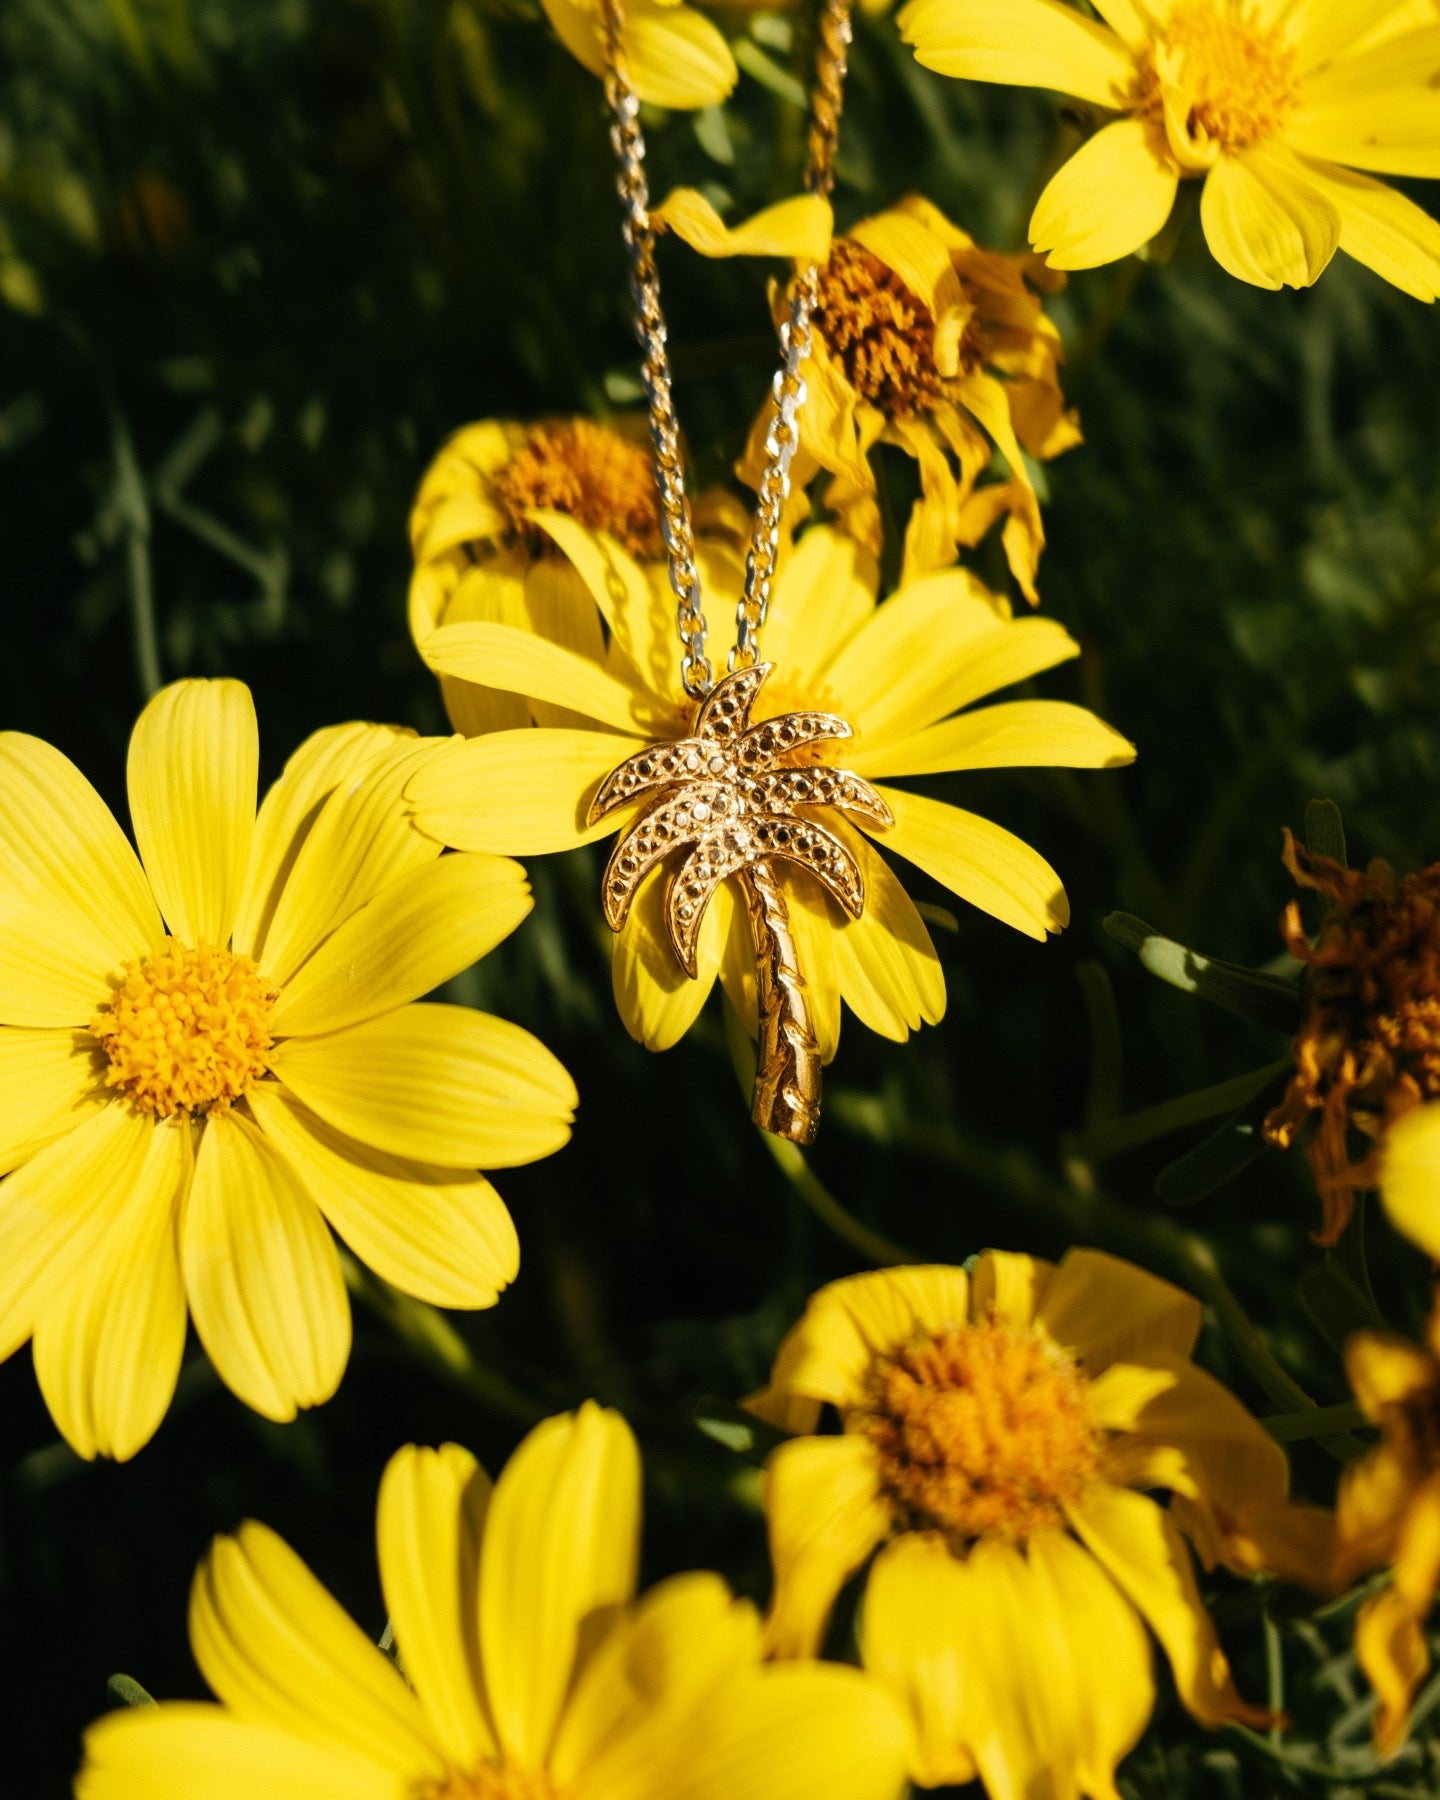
[3,0,1440,1792]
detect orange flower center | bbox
[91,941,277,1118]
[1136,2,1302,161]
[859,1319,1100,1544]
[814,240,964,419]
[414,1763,575,1800]
[491,419,663,560]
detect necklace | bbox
[590,0,890,1145]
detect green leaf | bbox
[1153,1068,1288,1205]
[107,1674,156,1708]
[1103,912,1301,1031]
[1300,1256,1386,1353]
[693,1396,790,1466]
[1303,797,1347,868]
[1086,1058,1288,1162]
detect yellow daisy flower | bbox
[1263,832,1440,1245]
[538,0,737,109]
[898,0,1440,298]
[410,416,745,737]
[0,678,576,1460]
[407,519,1135,1063]
[76,1403,913,1800]
[654,189,1080,599]
[1333,1297,1440,1755]
[747,1250,1335,1794]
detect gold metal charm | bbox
[587,663,891,1144]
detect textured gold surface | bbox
[589,663,891,1140]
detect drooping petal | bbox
[856,698,1134,780]
[539,0,737,109]
[271,1004,576,1169]
[32,1114,189,1461]
[246,1085,519,1310]
[257,739,447,988]
[898,0,1136,106]
[763,1434,893,1658]
[875,788,1068,941]
[479,1403,641,1765]
[748,1265,972,1423]
[1067,1482,1267,1726]
[126,679,258,948]
[611,870,732,1053]
[271,854,532,1036]
[0,731,160,953]
[183,1109,351,1421]
[377,1443,495,1770]
[1038,1246,1202,1372]
[1031,119,1180,269]
[77,1704,405,1800]
[1288,155,1440,300]
[1356,1583,1431,1756]
[0,1100,153,1362]
[0,1026,107,1173]
[233,723,411,960]
[420,622,661,735]
[831,832,945,1041]
[406,730,642,856]
[1200,147,1340,289]
[1380,1101,1440,1257]
[190,1522,442,1775]
[653,189,833,262]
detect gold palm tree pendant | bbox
[587,663,892,1145]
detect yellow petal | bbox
[190,1521,441,1774]
[1346,1326,1437,1420]
[257,738,446,987]
[126,679,258,948]
[875,788,1068,941]
[0,888,135,1027]
[377,1443,495,1769]
[183,1109,351,1421]
[858,698,1135,780]
[1200,146,1340,288]
[611,870,731,1052]
[832,832,945,1041]
[538,0,737,108]
[1285,87,1440,178]
[0,731,160,952]
[553,1575,761,1796]
[32,1114,188,1461]
[420,622,657,735]
[1381,1100,1440,1258]
[0,1026,107,1172]
[1037,1246,1201,1372]
[753,1265,972,1420]
[774,873,840,1063]
[1288,0,1426,69]
[1289,155,1440,300]
[1336,1442,1411,1581]
[898,0,1135,105]
[272,854,532,1036]
[406,729,643,856]
[479,1403,641,1763]
[271,1003,576,1169]
[0,1100,153,1362]
[1300,18,1440,95]
[233,723,412,960]
[762,1434,892,1658]
[762,528,879,697]
[969,1248,1055,1328]
[1087,0,1151,48]
[1031,117,1180,269]
[850,209,966,318]
[1066,1483,1266,1727]
[523,553,614,730]
[426,557,536,738]
[1392,1470,1440,1612]
[653,189,833,262]
[1356,1585,1430,1756]
[245,1086,519,1310]
[77,1704,405,1800]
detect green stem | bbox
[112,414,161,700]
[762,1135,915,1268]
[1264,1613,1284,1749]
[1261,1401,1369,1444]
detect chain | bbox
[597,0,852,697]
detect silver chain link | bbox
[597,0,852,697]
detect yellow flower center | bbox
[491,419,663,560]
[1137,1,1302,163]
[859,1318,1100,1544]
[414,1763,575,1800]
[91,941,278,1119]
[814,240,967,420]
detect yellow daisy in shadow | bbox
[1334,1295,1440,1756]
[899,0,1440,297]
[76,1403,912,1800]
[410,416,746,738]
[539,0,737,109]
[654,189,1080,600]
[408,520,1134,1065]
[747,1250,1334,1795]
[0,678,576,1460]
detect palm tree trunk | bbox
[741,857,822,1145]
